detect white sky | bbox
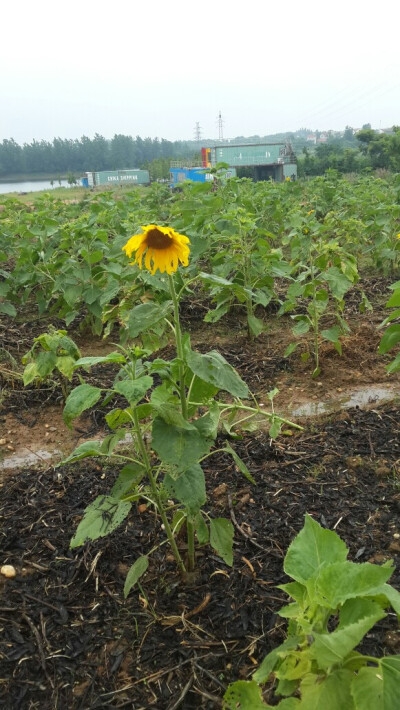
[1,0,399,144]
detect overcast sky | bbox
[1,0,399,145]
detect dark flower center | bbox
[146,228,172,249]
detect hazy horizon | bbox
[2,0,399,146]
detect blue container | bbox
[81,177,89,187]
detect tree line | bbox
[1,128,399,181]
[0,134,199,179]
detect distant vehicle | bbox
[81,169,150,188]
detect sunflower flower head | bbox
[122,225,190,275]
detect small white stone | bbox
[393,533,400,540]
[1,565,17,578]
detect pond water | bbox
[0,180,70,194]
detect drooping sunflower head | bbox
[122,224,190,275]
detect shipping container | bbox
[81,169,150,187]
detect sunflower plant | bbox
[62,224,300,596]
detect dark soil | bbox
[1,406,400,709]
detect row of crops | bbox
[1,173,400,373]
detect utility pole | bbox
[217,111,224,142]
[193,122,202,142]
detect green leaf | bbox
[223,680,269,709]
[379,324,400,354]
[199,272,233,287]
[110,463,145,498]
[311,601,386,669]
[284,515,348,584]
[0,301,17,316]
[223,442,256,484]
[63,384,103,428]
[300,669,354,710]
[113,376,153,407]
[210,518,234,566]
[386,353,400,374]
[321,325,342,344]
[123,556,149,598]
[152,416,213,472]
[164,464,206,515]
[192,402,220,440]
[386,289,400,308]
[351,666,383,710]
[70,495,131,548]
[62,440,103,463]
[55,355,76,380]
[269,417,282,439]
[105,407,133,429]
[382,656,400,709]
[186,349,248,398]
[323,266,353,299]
[253,637,302,684]
[284,342,299,358]
[316,561,393,607]
[248,314,264,338]
[74,353,126,368]
[128,301,172,338]
[151,402,193,429]
[292,318,310,336]
[194,513,209,544]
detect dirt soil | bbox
[1,276,400,708]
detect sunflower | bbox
[122,225,190,275]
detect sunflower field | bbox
[1,173,400,709]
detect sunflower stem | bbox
[168,273,188,420]
[132,408,186,575]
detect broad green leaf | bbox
[62,440,103,463]
[284,515,348,584]
[35,350,57,378]
[284,342,299,358]
[127,301,172,338]
[311,602,385,669]
[105,407,133,429]
[63,384,103,427]
[0,301,17,316]
[223,680,270,709]
[194,513,209,544]
[292,318,310,336]
[199,272,233,287]
[299,669,354,710]
[210,518,234,566]
[316,561,393,607]
[379,324,400,354]
[164,464,206,514]
[269,417,282,439]
[192,402,220,440]
[152,417,212,472]
[22,362,40,386]
[74,353,126,368]
[223,442,256,484]
[248,314,264,338]
[253,637,302,684]
[375,583,400,616]
[123,556,149,597]
[55,355,76,379]
[100,430,127,455]
[382,656,400,709]
[111,463,146,498]
[323,266,353,299]
[186,349,248,398]
[113,376,153,407]
[386,353,400,374]
[70,495,131,548]
[278,581,308,607]
[386,289,400,308]
[321,325,342,344]
[151,402,193,429]
[351,666,383,710]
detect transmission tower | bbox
[193,122,202,142]
[217,111,224,142]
